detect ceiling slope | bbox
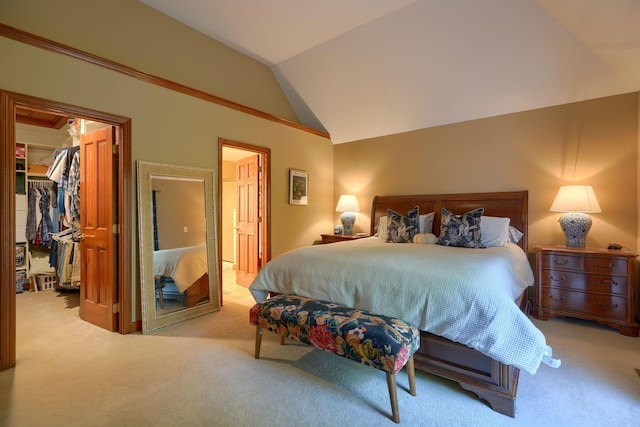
[141,0,639,144]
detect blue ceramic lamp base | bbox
[340,212,356,236]
[559,212,592,248]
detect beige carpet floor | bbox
[1,275,639,427]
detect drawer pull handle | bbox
[548,275,565,282]
[598,279,618,287]
[594,262,613,269]
[597,301,618,310]
[548,294,566,302]
[552,258,569,266]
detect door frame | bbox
[218,138,270,302]
[1,90,132,370]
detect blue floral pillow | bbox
[386,206,419,243]
[437,207,485,248]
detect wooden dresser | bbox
[534,245,639,336]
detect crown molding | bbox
[0,23,330,139]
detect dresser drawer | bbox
[540,269,628,296]
[542,288,628,320]
[541,253,582,271]
[584,256,628,275]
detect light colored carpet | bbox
[1,284,639,427]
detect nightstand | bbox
[320,234,369,244]
[534,245,639,336]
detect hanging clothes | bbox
[25,185,38,242]
[59,242,73,286]
[50,228,81,289]
[47,146,81,228]
[71,242,81,285]
[25,180,55,247]
[45,141,83,289]
[67,149,81,226]
[46,148,68,184]
[37,186,54,247]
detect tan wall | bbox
[0,0,298,122]
[0,36,334,321]
[334,93,639,252]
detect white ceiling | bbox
[141,0,640,144]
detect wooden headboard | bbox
[370,191,528,250]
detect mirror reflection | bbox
[137,161,219,333]
[152,177,209,314]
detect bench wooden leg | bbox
[386,355,416,424]
[407,355,416,396]
[254,326,263,359]
[280,335,285,345]
[386,372,400,424]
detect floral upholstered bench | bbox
[249,294,420,423]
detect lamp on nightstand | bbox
[335,195,360,236]
[550,185,601,248]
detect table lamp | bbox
[335,195,360,236]
[550,185,601,248]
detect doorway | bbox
[0,91,132,371]
[218,139,270,301]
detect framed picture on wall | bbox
[289,169,308,205]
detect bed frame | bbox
[369,191,529,417]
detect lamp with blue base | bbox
[550,185,601,248]
[335,194,360,236]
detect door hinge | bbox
[112,224,119,234]
[112,303,120,314]
[258,166,262,173]
[112,144,118,155]
[258,216,263,223]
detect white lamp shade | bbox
[335,195,360,213]
[550,185,601,213]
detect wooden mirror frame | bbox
[137,160,220,333]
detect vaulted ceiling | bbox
[140,0,640,144]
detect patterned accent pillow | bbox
[386,206,419,243]
[437,207,485,248]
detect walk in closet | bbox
[15,118,83,293]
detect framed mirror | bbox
[137,160,220,333]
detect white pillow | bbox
[419,212,435,234]
[377,215,389,241]
[508,226,524,244]
[480,216,510,247]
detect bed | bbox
[153,245,209,307]
[249,191,559,417]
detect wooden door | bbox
[236,154,260,287]
[79,127,118,331]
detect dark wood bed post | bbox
[369,191,529,417]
